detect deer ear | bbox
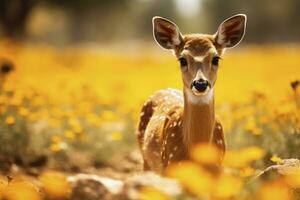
[215,14,247,48]
[152,16,183,50]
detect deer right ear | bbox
[152,17,183,50]
[215,14,247,48]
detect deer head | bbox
[153,14,247,103]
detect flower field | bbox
[0,40,300,199]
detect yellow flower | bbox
[4,180,41,200]
[240,167,255,177]
[190,144,221,165]
[140,187,170,200]
[224,147,265,168]
[39,172,71,199]
[245,117,256,130]
[251,127,263,135]
[64,130,75,140]
[49,143,61,152]
[258,182,290,200]
[0,177,7,197]
[19,107,29,117]
[259,115,269,124]
[284,170,300,188]
[214,174,243,198]
[69,118,80,127]
[110,131,123,141]
[270,155,283,164]
[101,110,116,121]
[10,96,22,106]
[86,113,101,126]
[72,124,83,133]
[0,95,7,105]
[167,161,213,196]
[51,135,61,143]
[5,116,15,125]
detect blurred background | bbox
[1,0,300,44]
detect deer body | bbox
[137,15,247,174]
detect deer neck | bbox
[182,88,215,152]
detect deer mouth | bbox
[191,85,211,96]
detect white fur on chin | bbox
[186,88,214,105]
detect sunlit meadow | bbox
[0,40,300,199]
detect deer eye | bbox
[212,56,220,66]
[178,57,188,68]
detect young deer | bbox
[137,14,247,174]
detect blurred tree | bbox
[0,0,37,39]
[45,0,131,42]
[0,0,300,43]
[0,0,130,40]
[203,0,300,43]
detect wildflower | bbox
[39,172,71,199]
[0,178,7,197]
[259,115,269,124]
[19,107,29,117]
[270,155,283,164]
[64,130,75,140]
[240,167,255,177]
[110,131,123,141]
[190,144,221,165]
[214,174,243,198]
[167,161,213,196]
[49,143,61,152]
[4,180,40,200]
[285,171,300,188]
[101,110,116,121]
[140,187,170,200]
[51,135,61,143]
[224,147,265,168]
[258,182,290,200]
[5,116,15,125]
[252,127,263,135]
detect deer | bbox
[137,14,247,174]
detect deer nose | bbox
[192,79,209,93]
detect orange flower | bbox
[4,180,40,200]
[167,161,213,196]
[190,144,221,165]
[39,172,71,199]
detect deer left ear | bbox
[215,14,247,48]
